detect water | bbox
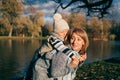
[0,39,120,80]
[86,40,120,63]
[0,39,42,80]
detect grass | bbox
[75,57,120,80]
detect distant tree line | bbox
[45,12,120,41]
[70,13,120,41]
[0,0,44,38]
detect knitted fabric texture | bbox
[48,35,79,58]
[50,51,72,77]
[47,35,80,77]
[53,13,69,33]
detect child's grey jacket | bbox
[33,51,77,80]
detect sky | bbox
[25,1,71,15]
[24,0,120,21]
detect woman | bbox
[65,27,89,68]
[33,27,89,80]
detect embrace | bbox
[25,13,89,80]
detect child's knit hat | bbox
[53,13,69,33]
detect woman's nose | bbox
[73,39,77,43]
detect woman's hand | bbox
[70,56,80,68]
[70,53,87,68]
[79,53,87,62]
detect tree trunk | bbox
[8,28,13,37]
[31,33,34,38]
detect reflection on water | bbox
[0,39,120,80]
[0,39,42,80]
[86,40,120,63]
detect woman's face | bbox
[70,33,84,52]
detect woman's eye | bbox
[77,38,82,41]
[78,38,81,41]
[71,37,74,40]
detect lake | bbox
[0,39,120,80]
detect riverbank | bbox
[75,57,120,80]
[0,36,47,40]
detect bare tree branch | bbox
[53,0,113,18]
[23,0,113,18]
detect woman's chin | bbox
[73,48,79,52]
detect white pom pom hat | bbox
[53,13,69,33]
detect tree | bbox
[27,11,45,38]
[0,18,9,35]
[68,12,87,29]
[42,21,53,37]
[87,17,103,38]
[101,18,111,37]
[110,19,120,40]
[0,0,24,37]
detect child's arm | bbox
[48,35,81,77]
[48,35,80,58]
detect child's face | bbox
[70,33,84,52]
[56,29,68,40]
